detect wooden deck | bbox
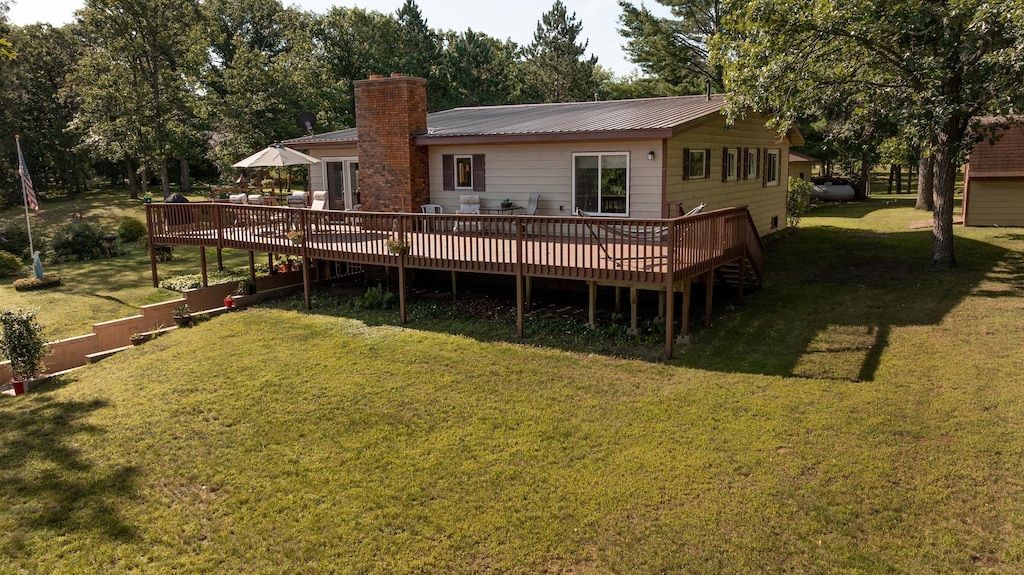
[146,203,764,358]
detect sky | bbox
[5,0,671,77]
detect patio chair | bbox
[421,203,443,232]
[287,192,309,209]
[310,191,328,210]
[524,193,541,216]
[455,195,480,232]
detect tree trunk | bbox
[180,158,192,195]
[161,158,171,198]
[126,158,140,199]
[931,146,957,269]
[887,164,894,194]
[895,164,902,194]
[140,167,149,195]
[916,154,935,211]
[858,151,871,200]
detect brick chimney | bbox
[354,74,429,212]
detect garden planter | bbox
[173,315,192,328]
[224,297,235,309]
[11,378,25,395]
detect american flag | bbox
[16,136,39,210]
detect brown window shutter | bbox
[755,148,761,180]
[762,149,768,186]
[442,155,454,191]
[741,148,748,180]
[472,154,486,191]
[722,147,728,182]
[704,148,711,180]
[682,148,690,180]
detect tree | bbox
[1,23,89,200]
[714,0,1024,269]
[433,29,524,110]
[617,0,723,92]
[521,0,602,103]
[0,1,13,60]
[71,0,206,198]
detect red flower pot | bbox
[224,297,235,308]
[11,378,26,395]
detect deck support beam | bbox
[665,286,676,358]
[704,270,714,328]
[524,276,532,310]
[516,220,525,338]
[679,278,692,345]
[248,251,256,290]
[451,271,457,300]
[302,256,311,310]
[200,247,209,287]
[657,292,666,320]
[217,248,224,271]
[588,281,597,329]
[615,286,623,313]
[738,257,745,303]
[627,287,639,335]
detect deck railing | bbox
[147,203,762,289]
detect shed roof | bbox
[788,151,820,163]
[968,118,1024,178]
[286,94,731,147]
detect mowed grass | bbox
[2,194,1024,572]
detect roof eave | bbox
[413,129,674,146]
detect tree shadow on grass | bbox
[270,223,1017,381]
[0,376,140,549]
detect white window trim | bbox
[571,151,630,217]
[688,149,706,179]
[727,148,739,182]
[322,156,359,209]
[454,154,473,190]
[766,149,781,186]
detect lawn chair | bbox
[421,203,443,232]
[524,193,540,216]
[455,195,480,232]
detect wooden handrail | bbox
[146,203,763,289]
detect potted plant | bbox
[501,198,513,209]
[172,304,193,328]
[129,332,150,346]
[286,230,304,245]
[0,309,49,395]
[223,295,235,309]
[385,237,411,256]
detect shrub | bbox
[351,284,397,310]
[12,275,62,291]
[46,221,106,262]
[0,250,23,277]
[117,217,148,243]
[0,309,49,379]
[0,218,30,258]
[787,177,813,228]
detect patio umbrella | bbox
[231,142,320,168]
[232,143,320,200]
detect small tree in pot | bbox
[0,309,49,394]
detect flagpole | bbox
[15,135,35,258]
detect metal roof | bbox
[285,94,728,147]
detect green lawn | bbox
[0,188,253,338]
[2,194,1024,572]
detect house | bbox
[285,74,803,237]
[788,151,820,181]
[963,117,1024,227]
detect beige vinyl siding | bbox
[304,145,358,191]
[427,140,664,217]
[965,179,1024,226]
[666,114,791,236]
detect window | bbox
[442,154,485,191]
[745,147,759,180]
[723,148,738,182]
[765,149,780,186]
[573,152,628,215]
[455,155,473,189]
[683,148,709,179]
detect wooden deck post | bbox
[588,281,597,329]
[679,278,692,345]
[213,204,225,271]
[657,291,666,320]
[147,205,158,287]
[627,287,639,335]
[524,276,532,310]
[451,271,457,300]
[665,223,677,359]
[515,219,525,338]
[615,286,623,313]
[301,210,311,310]
[248,251,256,290]
[704,270,714,328]
[200,247,208,287]
[398,218,407,324]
